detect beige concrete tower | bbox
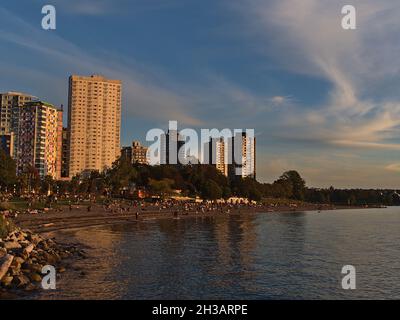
[68,75,122,177]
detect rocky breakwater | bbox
[0,228,85,294]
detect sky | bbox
[0,0,400,188]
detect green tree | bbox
[148,178,174,197]
[22,165,41,193]
[107,158,138,192]
[201,180,222,201]
[276,170,306,200]
[41,175,55,195]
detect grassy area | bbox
[0,199,61,211]
[3,198,94,211]
[0,201,19,211]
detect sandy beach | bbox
[13,202,360,234]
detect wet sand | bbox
[14,203,361,234]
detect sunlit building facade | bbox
[68,75,122,177]
[228,132,256,179]
[204,137,228,176]
[132,141,148,164]
[16,101,63,179]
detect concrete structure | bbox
[0,92,37,158]
[228,132,256,179]
[68,75,122,177]
[160,130,185,165]
[132,141,148,164]
[204,137,228,176]
[16,101,63,179]
[0,133,14,157]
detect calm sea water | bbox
[36,207,400,300]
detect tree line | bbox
[1,149,399,205]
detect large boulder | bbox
[0,254,14,281]
[23,244,35,256]
[3,241,22,250]
[1,275,13,287]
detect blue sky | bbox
[1,0,400,188]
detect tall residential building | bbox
[160,130,185,165]
[68,75,122,177]
[204,137,228,176]
[0,92,37,157]
[16,101,63,179]
[132,141,148,164]
[228,132,256,179]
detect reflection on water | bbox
[36,208,400,299]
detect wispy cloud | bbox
[0,6,203,126]
[239,0,400,151]
[37,0,185,16]
[385,163,400,172]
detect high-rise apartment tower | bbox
[68,75,122,177]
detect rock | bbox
[10,259,21,273]
[14,257,25,265]
[21,269,31,275]
[12,274,29,288]
[1,276,13,287]
[26,263,43,273]
[29,273,42,283]
[3,241,21,250]
[27,234,42,245]
[40,242,49,251]
[0,254,14,281]
[23,244,35,256]
[0,248,6,259]
[24,283,36,291]
[57,267,66,273]
[19,240,31,247]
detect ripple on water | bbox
[35,207,400,299]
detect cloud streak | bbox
[241,0,400,151]
[0,6,204,126]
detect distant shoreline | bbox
[14,203,373,234]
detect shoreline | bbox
[12,205,395,300]
[13,203,372,234]
[2,204,386,299]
